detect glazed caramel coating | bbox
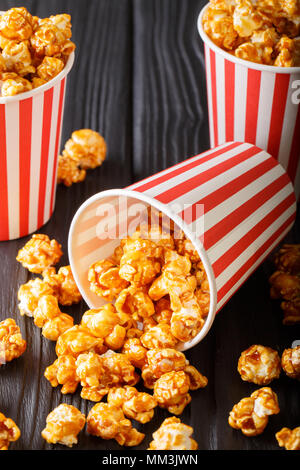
[1,74,32,96]
[30,14,73,58]
[81,304,131,339]
[88,259,129,301]
[57,154,86,186]
[154,370,192,415]
[42,265,82,306]
[0,412,21,450]
[276,427,300,450]
[0,8,35,42]
[238,345,281,385]
[41,404,85,447]
[1,40,35,76]
[0,318,26,365]
[143,348,187,381]
[115,285,155,321]
[16,234,62,274]
[87,403,145,446]
[107,386,157,423]
[33,295,74,341]
[281,298,300,324]
[184,365,208,390]
[269,271,300,300]
[122,337,148,369]
[140,323,178,349]
[63,129,106,170]
[56,325,107,358]
[228,387,280,436]
[44,354,79,394]
[37,56,64,81]
[154,297,173,324]
[148,417,198,450]
[170,292,205,343]
[18,278,54,317]
[281,345,300,379]
[274,244,300,274]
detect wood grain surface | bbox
[0,0,299,451]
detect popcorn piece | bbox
[88,259,129,301]
[115,286,155,321]
[140,323,178,349]
[154,370,192,415]
[122,338,148,369]
[41,404,85,447]
[107,386,157,423]
[148,417,198,450]
[228,387,280,436]
[203,3,239,50]
[274,244,300,274]
[42,265,82,306]
[63,129,106,170]
[37,56,64,81]
[170,292,205,343]
[233,1,267,38]
[0,412,21,450]
[57,154,86,187]
[18,278,54,317]
[44,354,79,394]
[184,364,208,390]
[281,298,300,324]
[87,403,145,447]
[1,74,32,96]
[142,348,187,389]
[0,318,26,365]
[31,14,74,58]
[56,325,107,358]
[31,77,47,88]
[276,427,300,450]
[238,345,281,385]
[281,345,300,379]
[33,295,74,341]
[154,297,173,325]
[1,40,35,76]
[269,271,300,300]
[0,7,34,42]
[16,234,62,273]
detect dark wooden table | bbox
[0,0,299,451]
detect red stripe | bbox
[245,69,261,144]
[210,49,219,146]
[217,212,296,305]
[180,156,278,225]
[287,104,300,184]
[38,88,54,228]
[0,104,9,240]
[155,146,262,204]
[267,74,290,159]
[206,172,291,254]
[225,59,235,142]
[50,78,66,216]
[132,142,240,193]
[212,192,295,278]
[19,97,32,238]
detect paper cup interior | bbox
[68,189,218,352]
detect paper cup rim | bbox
[68,188,218,352]
[197,4,300,75]
[0,51,75,103]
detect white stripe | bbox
[43,83,60,223]
[215,54,225,144]
[234,63,247,142]
[256,71,276,151]
[277,74,299,171]
[205,44,215,148]
[5,101,20,239]
[214,201,296,293]
[28,92,44,234]
[77,239,121,268]
[216,221,294,311]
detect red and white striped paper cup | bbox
[68,141,296,351]
[197,5,300,200]
[0,52,74,241]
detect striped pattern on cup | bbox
[0,53,74,241]
[69,142,296,348]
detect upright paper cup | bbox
[68,142,296,351]
[197,5,300,200]
[0,51,74,241]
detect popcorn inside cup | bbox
[202,0,300,67]
[69,193,217,352]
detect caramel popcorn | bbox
[274,244,300,274]
[0,9,75,96]
[18,278,54,316]
[57,154,86,186]
[154,297,173,324]
[269,271,300,324]
[122,338,148,369]
[281,345,300,379]
[238,345,281,385]
[16,234,62,273]
[33,295,74,341]
[55,325,107,358]
[0,412,21,450]
[203,0,300,66]
[42,265,82,306]
[148,417,198,450]
[0,318,26,365]
[44,354,79,394]
[88,259,129,301]
[140,323,178,349]
[154,370,191,415]
[41,404,85,447]
[115,285,155,321]
[63,129,107,170]
[228,387,280,436]
[276,427,300,450]
[107,386,157,423]
[87,403,144,447]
